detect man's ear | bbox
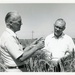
[63,26,65,31]
[6,21,13,26]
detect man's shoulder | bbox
[64,34,73,41]
[45,33,54,41]
[46,33,54,39]
[0,30,11,40]
[64,34,72,39]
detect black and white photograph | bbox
[0,1,75,72]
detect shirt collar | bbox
[52,33,65,39]
[6,27,17,38]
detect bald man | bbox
[44,18,75,72]
[0,12,44,72]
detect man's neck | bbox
[54,33,64,39]
[7,26,16,33]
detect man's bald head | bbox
[5,12,21,24]
[54,18,66,29]
[5,12,22,32]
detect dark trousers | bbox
[54,62,61,72]
[51,59,64,72]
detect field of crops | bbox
[0,38,75,72]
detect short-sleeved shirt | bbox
[44,33,75,61]
[0,28,24,67]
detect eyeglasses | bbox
[55,25,63,30]
[9,20,22,25]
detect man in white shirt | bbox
[44,18,75,72]
[0,12,44,72]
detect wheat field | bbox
[0,38,75,72]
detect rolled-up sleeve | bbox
[5,38,23,59]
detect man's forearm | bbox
[24,37,43,52]
[24,45,33,52]
[19,46,38,61]
[19,40,44,62]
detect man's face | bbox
[12,18,22,32]
[7,12,22,32]
[54,20,65,38]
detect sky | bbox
[0,4,75,39]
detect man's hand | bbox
[24,37,44,52]
[63,51,71,59]
[35,39,44,50]
[60,51,71,61]
[30,37,44,50]
[31,37,44,45]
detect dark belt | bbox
[8,65,25,69]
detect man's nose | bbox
[56,28,60,31]
[21,22,23,25]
